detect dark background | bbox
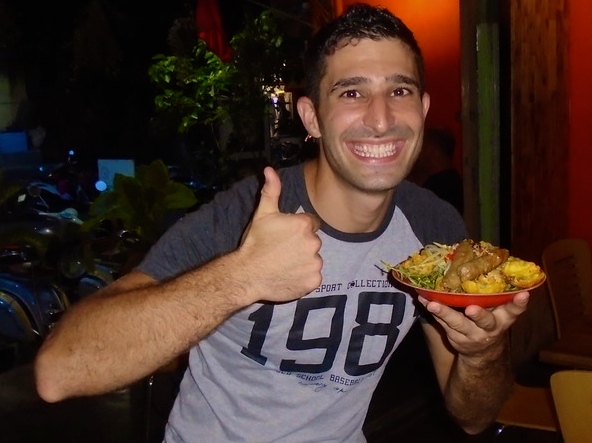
[0,0,299,170]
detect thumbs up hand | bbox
[237,167,323,304]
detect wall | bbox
[508,0,570,262]
[568,1,592,247]
[508,0,592,255]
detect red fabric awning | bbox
[195,0,233,62]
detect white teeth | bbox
[353,143,397,158]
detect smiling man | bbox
[34,4,529,442]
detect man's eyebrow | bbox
[329,76,368,93]
[387,74,420,89]
[329,74,420,93]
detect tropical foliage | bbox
[81,159,197,247]
[148,10,305,143]
[149,39,238,134]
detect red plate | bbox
[391,271,546,308]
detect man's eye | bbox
[393,88,410,97]
[341,90,360,98]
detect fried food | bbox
[439,239,475,291]
[389,239,546,294]
[457,247,510,282]
[461,269,507,294]
[499,256,546,289]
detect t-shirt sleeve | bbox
[136,174,261,281]
[397,180,468,246]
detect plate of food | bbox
[386,239,546,308]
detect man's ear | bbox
[297,96,322,138]
[422,92,431,118]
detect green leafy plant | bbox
[81,159,198,248]
[230,9,297,96]
[148,39,238,134]
[224,10,303,151]
[147,10,308,192]
[148,10,305,144]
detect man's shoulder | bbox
[181,163,304,221]
[396,180,467,243]
[397,179,454,209]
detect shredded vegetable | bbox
[384,242,453,289]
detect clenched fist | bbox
[237,167,323,304]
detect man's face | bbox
[300,38,430,194]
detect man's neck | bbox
[303,160,395,234]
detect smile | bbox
[353,143,398,158]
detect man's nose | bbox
[362,96,394,133]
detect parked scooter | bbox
[0,183,116,301]
[26,150,91,215]
[0,243,70,364]
[0,210,116,370]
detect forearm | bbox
[35,169,323,403]
[443,334,513,434]
[35,251,252,402]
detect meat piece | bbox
[440,239,476,291]
[457,247,510,282]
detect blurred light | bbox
[95,181,108,192]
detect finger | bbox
[254,166,281,218]
[303,212,322,233]
[425,301,470,333]
[497,291,530,318]
[464,306,497,331]
[510,291,530,311]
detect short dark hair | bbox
[303,3,425,105]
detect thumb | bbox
[255,166,282,217]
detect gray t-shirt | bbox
[137,163,467,442]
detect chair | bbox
[539,238,592,370]
[550,369,592,443]
[496,383,558,432]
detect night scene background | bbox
[0,0,315,181]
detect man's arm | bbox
[420,292,529,435]
[34,167,323,402]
